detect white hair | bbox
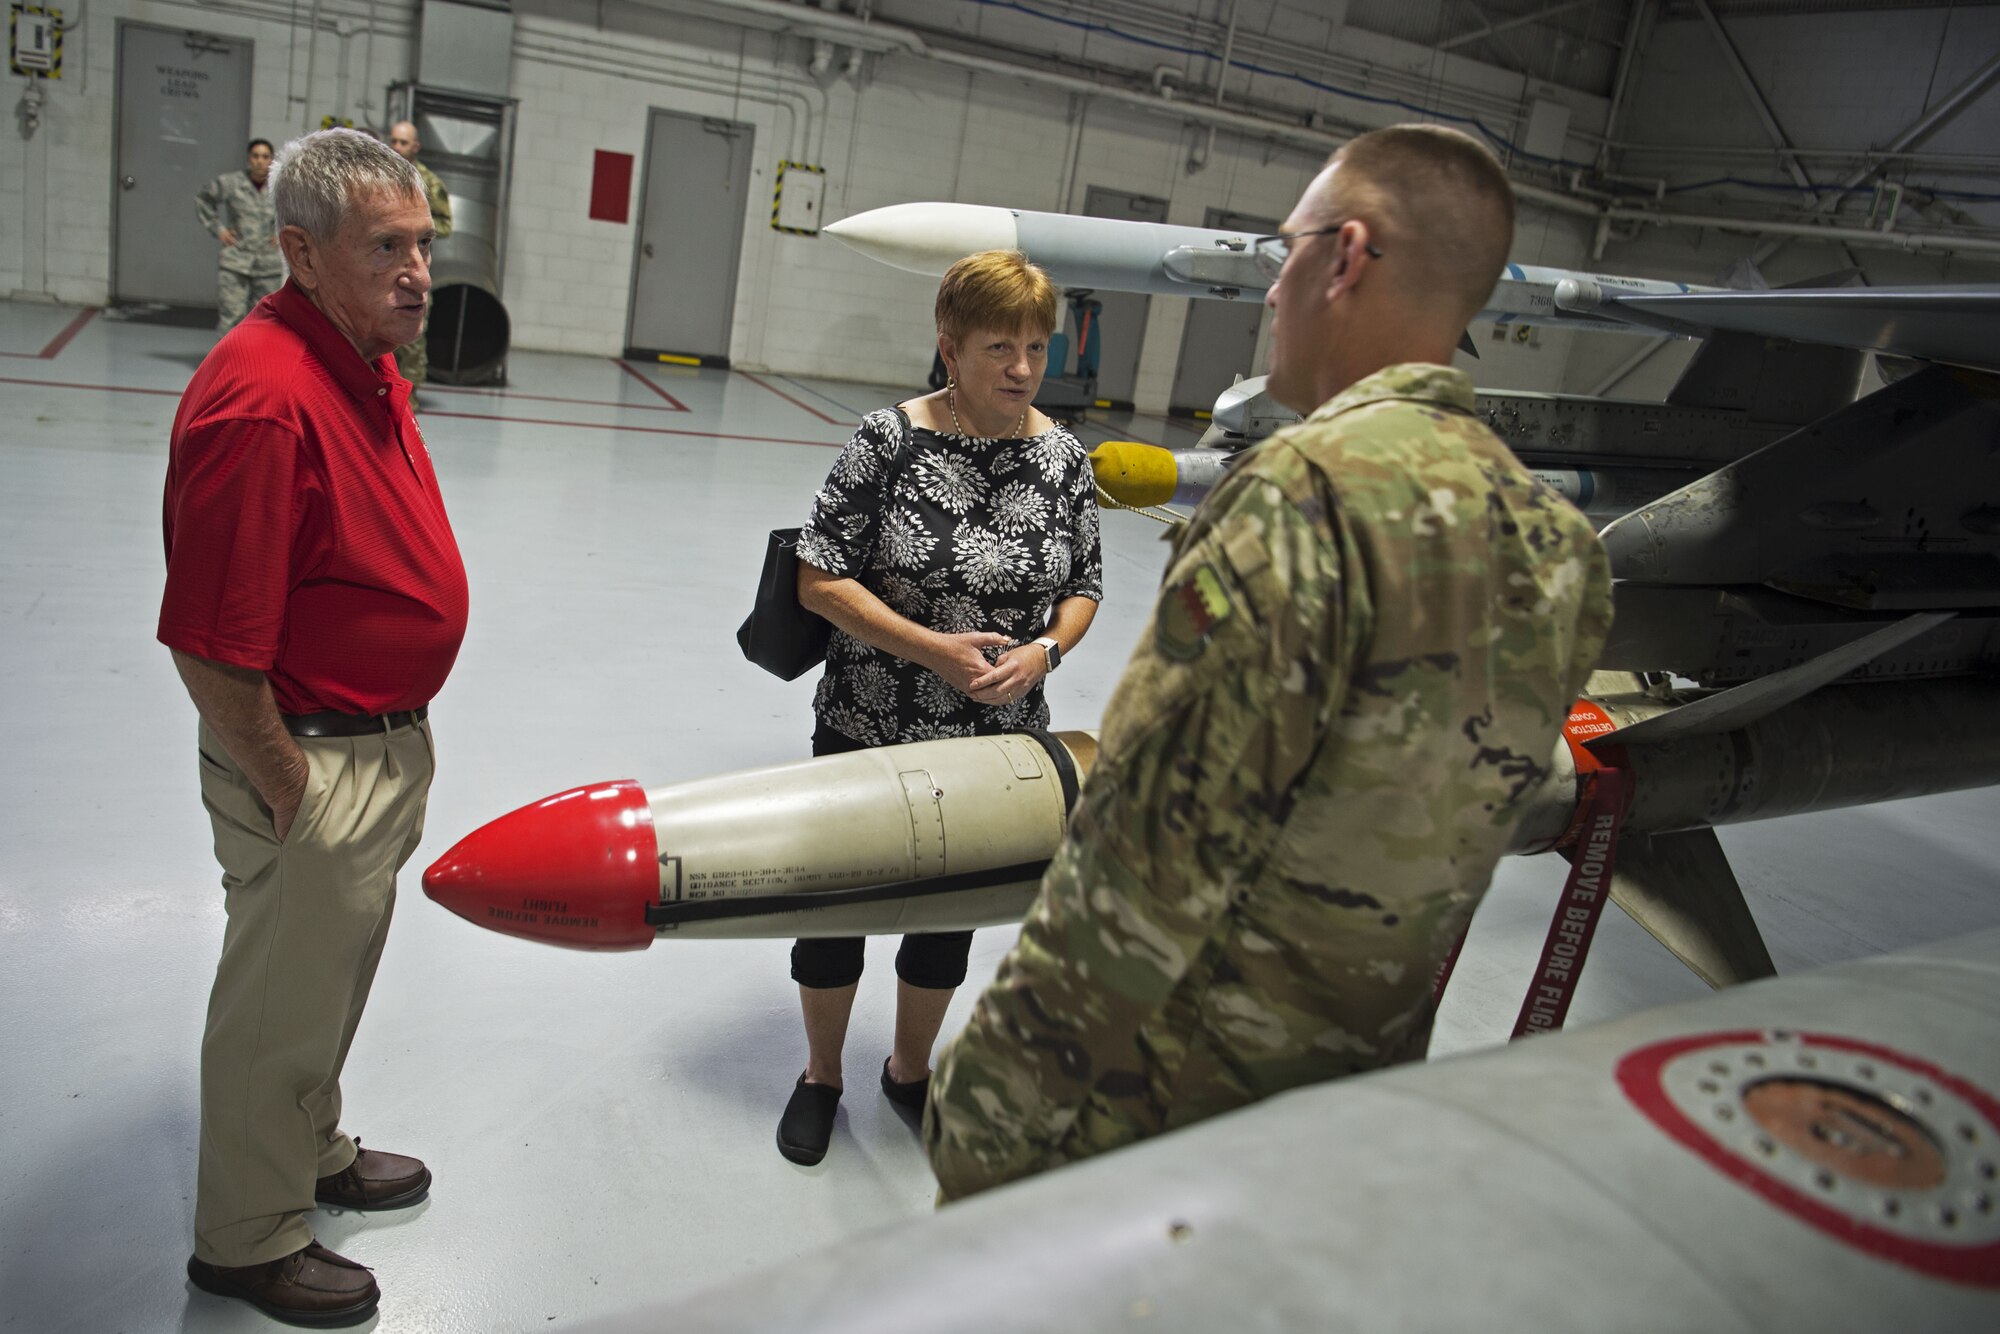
[271,128,424,241]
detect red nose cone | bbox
[423,780,658,951]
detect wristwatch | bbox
[1034,636,1062,672]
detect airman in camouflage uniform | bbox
[388,121,454,390]
[924,126,1615,1203]
[195,140,284,331]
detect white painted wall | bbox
[0,0,418,307]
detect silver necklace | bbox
[948,385,1026,441]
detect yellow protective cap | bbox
[1089,440,1178,508]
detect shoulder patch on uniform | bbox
[1157,562,1233,660]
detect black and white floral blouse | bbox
[796,406,1104,746]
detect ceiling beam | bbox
[1439,0,1601,51]
[1745,46,2000,267]
[1691,0,1822,204]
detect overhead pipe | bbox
[663,0,1529,127]
[516,36,813,163]
[1212,0,1237,106]
[659,0,2000,257]
[197,0,2000,264]
[515,14,825,157]
[1606,204,2000,257]
[300,0,323,132]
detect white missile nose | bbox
[823,202,1019,276]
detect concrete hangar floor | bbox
[4,298,1998,1331]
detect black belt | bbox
[282,705,428,738]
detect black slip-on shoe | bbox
[880,1056,930,1112]
[778,1073,842,1165]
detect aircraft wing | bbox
[1593,285,2000,372]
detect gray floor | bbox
[2,300,1996,1332]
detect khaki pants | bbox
[192,717,435,1267]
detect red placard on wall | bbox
[589,150,634,224]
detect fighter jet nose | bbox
[422,779,659,951]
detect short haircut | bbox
[934,250,1059,343]
[247,138,273,154]
[1321,124,1516,324]
[271,128,424,241]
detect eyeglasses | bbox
[1250,225,1384,283]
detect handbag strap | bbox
[799,405,924,574]
[887,404,917,490]
[848,405,920,553]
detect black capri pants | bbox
[790,723,975,992]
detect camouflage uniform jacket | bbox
[413,159,454,241]
[925,363,1614,1202]
[195,171,284,278]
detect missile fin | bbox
[1606,828,1776,989]
[1586,611,1955,750]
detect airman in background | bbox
[195,139,284,331]
[387,119,454,391]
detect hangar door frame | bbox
[112,21,254,309]
[624,108,756,366]
[1080,185,1169,409]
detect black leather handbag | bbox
[736,527,831,682]
[739,408,913,682]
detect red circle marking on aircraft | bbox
[1618,1030,2000,1287]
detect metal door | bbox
[1080,186,1168,407]
[114,23,253,307]
[1168,207,1278,416]
[626,110,755,363]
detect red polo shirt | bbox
[159,281,468,716]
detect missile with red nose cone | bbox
[821,201,1719,332]
[423,680,2000,954]
[423,731,1096,949]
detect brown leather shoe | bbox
[314,1142,431,1210]
[186,1241,379,1327]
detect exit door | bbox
[1168,207,1278,416]
[114,23,253,307]
[1081,187,1168,408]
[625,110,755,364]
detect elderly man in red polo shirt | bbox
[159,127,467,1327]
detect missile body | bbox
[1088,441,1233,508]
[1506,677,2000,851]
[824,202,1268,298]
[424,731,1095,949]
[1524,465,1704,519]
[823,202,1718,330]
[1088,438,1686,521]
[423,681,2000,951]
[1091,375,1760,519]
